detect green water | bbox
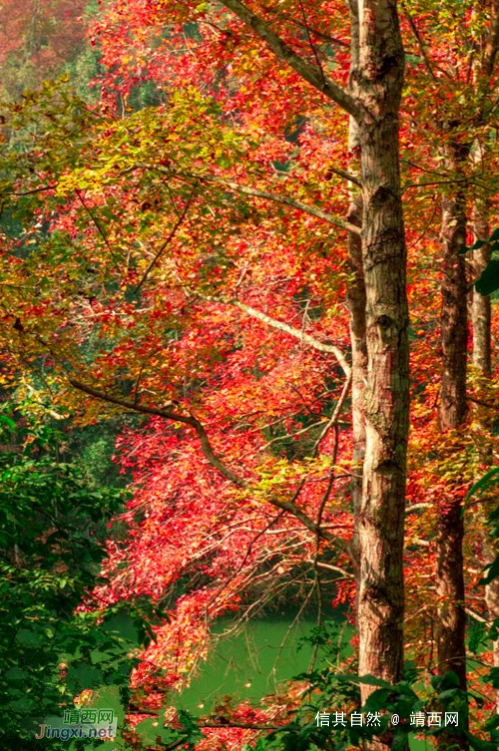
[172,616,352,711]
[62,613,426,749]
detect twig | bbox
[135,187,197,291]
[75,189,119,264]
[230,300,352,377]
[298,0,326,88]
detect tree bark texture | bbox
[346,0,367,583]
[353,0,409,702]
[472,206,492,379]
[347,166,366,580]
[221,0,411,724]
[436,143,469,706]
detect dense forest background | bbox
[0,1,498,750]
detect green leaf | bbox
[475,259,499,296]
[488,668,499,689]
[468,619,487,654]
[0,416,15,431]
[480,556,499,585]
[391,729,411,751]
[364,688,392,711]
[460,227,499,254]
[467,468,499,499]
[465,731,498,751]
[358,675,392,689]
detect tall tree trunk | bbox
[353,0,409,707]
[346,0,366,583]
[436,141,469,749]
[347,145,366,581]
[471,200,499,712]
[221,0,411,731]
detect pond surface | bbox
[62,612,425,749]
[172,615,353,712]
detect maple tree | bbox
[0,1,498,750]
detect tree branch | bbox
[129,162,361,232]
[201,721,284,731]
[315,561,355,579]
[226,299,352,377]
[484,0,499,78]
[135,186,197,291]
[266,496,334,540]
[465,607,488,625]
[467,395,497,409]
[67,377,335,540]
[68,377,247,488]
[402,4,437,80]
[209,178,362,234]
[323,165,361,186]
[219,0,361,119]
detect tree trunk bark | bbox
[436,142,469,749]
[346,0,366,583]
[221,0,411,734]
[471,202,499,712]
[353,0,409,707]
[347,171,366,580]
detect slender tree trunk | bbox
[353,0,409,707]
[471,201,499,712]
[347,150,366,580]
[471,210,491,379]
[346,1,366,582]
[436,142,469,749]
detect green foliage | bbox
[0,406,135,747]
[466,467,499,502]
[243,669,486,751]
[63,420,131,488]
[460,228,499,296]
[475,259,499,297]
[467,472,499,585]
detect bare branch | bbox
[297,0,327,89]
[406,503,431,513]
[201,721,284,731]
[267,496,334,541]
[322,165,361,186]
[313,371,352,452]
[402,4,437,80]
[135,186,197,291]
[129,162,361,232]
[196,292,351,376]
[412,538,431,548]
[230,300,352,377]
[465,607,488,625]
[315,561,355,579]
[75,189,119,263]
[5,183,57,197]
[467,395,497,409]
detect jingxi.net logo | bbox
[35,708,117,741]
